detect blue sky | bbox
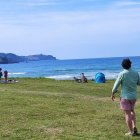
[0,0,140,59]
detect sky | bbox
[0,0,140,59]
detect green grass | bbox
[0,78,140,140]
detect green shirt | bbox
[112,68,140,100]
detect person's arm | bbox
[111,73,123,101]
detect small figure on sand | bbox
[0,68,3,80]
[4,70,8,82]
[74,73,88,83]
[80,73,88,83]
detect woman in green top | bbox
[112,58,140,136]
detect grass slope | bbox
[0,78,140,140]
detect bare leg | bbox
[124,110,133,133]
[131,111,136,128]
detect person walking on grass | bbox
[111,58,140,136]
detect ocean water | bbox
[0,56,140,80]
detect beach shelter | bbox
[95,72,105,83]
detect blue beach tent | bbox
[95,72,105,83]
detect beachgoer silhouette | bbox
[80,73,88,83]
[4,70,8,82]
[0,68,2,80]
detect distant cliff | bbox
[22,54,56,61]
[0,53,56,64]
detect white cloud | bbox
[21,0,58,6]
[17,0,75,7]
[0,0,140,58]
[113,1,140,7]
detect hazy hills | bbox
[0,53,56,64]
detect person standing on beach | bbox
[111,58,140,136]
[4,70,8,82]
[0,68,2,80]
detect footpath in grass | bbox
[0,78,140,140]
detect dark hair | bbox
[121,58,131,69]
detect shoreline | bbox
[0,77,116,80]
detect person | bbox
[111,58,140,136]
[73,77,81,83]
[4,70,8,82]
[80,73,88,83]
[0,68,2,80]
[73,73,88,83]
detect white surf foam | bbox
[9,72,26,75]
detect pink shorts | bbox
[120,98,136,111]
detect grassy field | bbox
[1,78,140,140]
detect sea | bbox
[0,56,140,80]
